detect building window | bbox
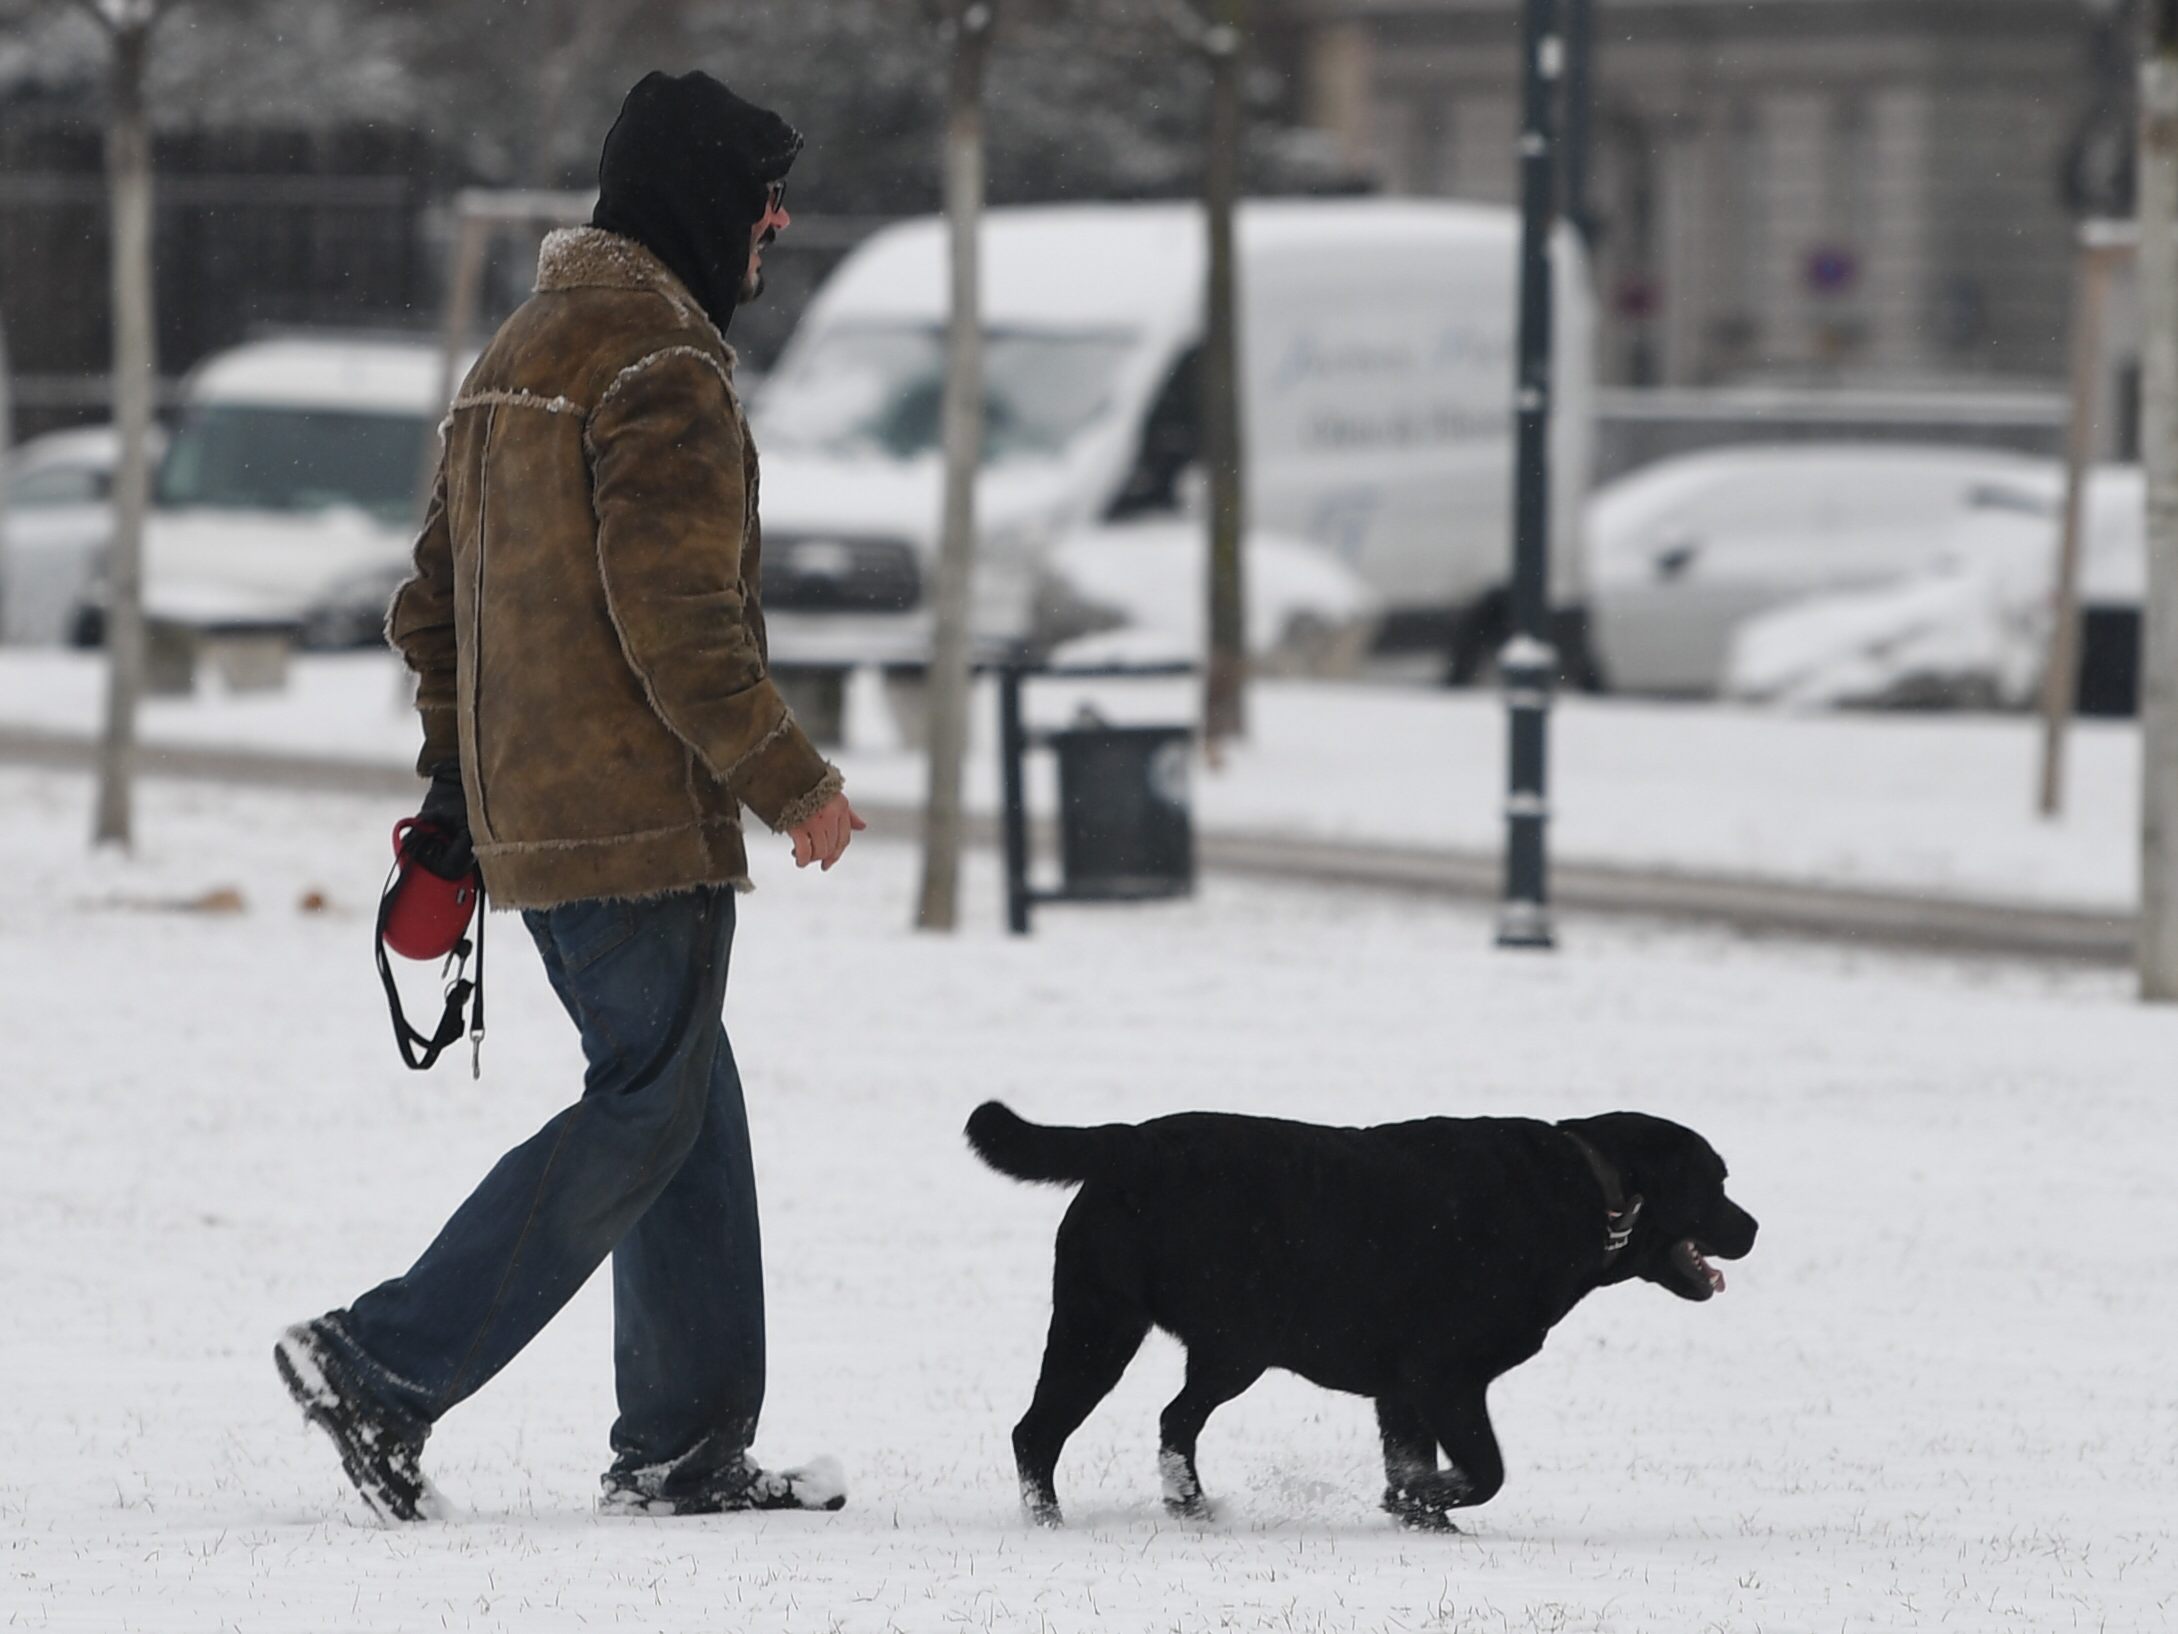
[1715,98,1769,371]
[1811,93,1873,363]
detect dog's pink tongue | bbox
[1685,1241,1726,1293]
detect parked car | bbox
[1721,465,2145,713]
[0,424,162,644]
[1037,515,1382,675]
[1585,442,2059,695]
[750,199,1597,683]
[70,334,451,650]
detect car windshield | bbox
[155,404,429,525]
[759,325,1133,465]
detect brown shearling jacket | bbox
[388,226,842,910]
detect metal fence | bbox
[1,109,884,446]
[0,116,444,441]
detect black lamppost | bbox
[1562,0,1598,248]
[1497,0,1562,950]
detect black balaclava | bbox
[590,70,802,337]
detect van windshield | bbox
[759,325,1133,465]
[156,404,429,526]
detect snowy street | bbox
[0,649,2147,913]
[3,764,2172,1631]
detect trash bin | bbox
[1048,717,1194,900]
[142,617,200,697]
[771,662,848,747]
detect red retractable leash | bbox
[376,817,486,1076]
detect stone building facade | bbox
[1268,0,2133,389]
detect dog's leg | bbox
[1158,1353,1262,1520]
[1376,1395,1450,1530]
[1011,1283,1149,1528]
[1388,1389,1503,1531]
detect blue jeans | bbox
[327,886,764,1485]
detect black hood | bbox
[590,70,802,337]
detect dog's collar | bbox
[1563,1131,1644,1268]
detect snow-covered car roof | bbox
[1590,440,2053,514]
[6,423,161,477]
[185,336,449,415]
[1585,441,2055,553]
[805,199,1526,334]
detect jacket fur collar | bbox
[534,227,736,365]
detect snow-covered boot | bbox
[274,1318,445,1523]
[598,1452,847,1517]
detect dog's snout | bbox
[1711,1200,1758,1259]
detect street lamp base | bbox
[1495,899,1557,950]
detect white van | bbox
[75,335,449,648]
[752,199,1595,678]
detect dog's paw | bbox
[1160,1450,1216,1522]
[1020,1481,1065,1529]
[1393,1505,1461,1533]
[1382,1485,1461,1533]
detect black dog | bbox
[966,1102,1757,1530]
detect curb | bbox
[0,726,2134,966]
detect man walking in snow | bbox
[275,71,863,1522]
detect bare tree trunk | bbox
[525,0,641,189]
[2139,1,2178,999]
[1201,0,1249,746]
[420,206,490,516]
[2037,240,2112,819]
[914,0,995,933]
[93,18,157,851]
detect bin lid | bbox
[1045,722,1194,747]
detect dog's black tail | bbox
[965,1101,1144,1188]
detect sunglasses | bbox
[764,181,788,216]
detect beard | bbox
[741,225,778,304]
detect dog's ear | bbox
[1561,1110,1668,1183]
[1564,1111,1729,1218]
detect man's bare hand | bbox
[788,792,866,871]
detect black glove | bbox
[411,762,476,880]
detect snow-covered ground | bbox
[0,649,2145,910]
[3,765,2172,1632]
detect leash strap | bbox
[467,888,486,1079]
[375,858,486,1074]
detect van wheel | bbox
[1445,601,1605,693]
[1444,596,1509,689]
